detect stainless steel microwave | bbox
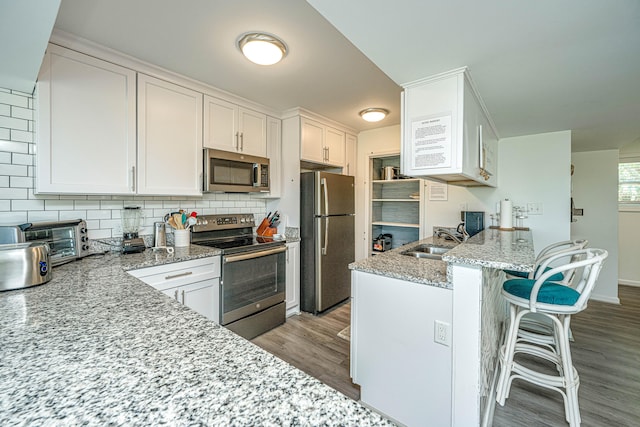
[203,149,270,193]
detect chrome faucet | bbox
[434,224,470,243]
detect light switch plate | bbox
[527,202,543,215]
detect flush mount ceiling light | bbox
[359,108,389,122]
[237,32,288,66]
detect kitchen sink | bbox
[401,244,450,260]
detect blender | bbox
[121,206,146,254]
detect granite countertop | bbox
[349,229,535,288]
[0,245,393,426]
[442,228,535,272]
[349,237,457,289]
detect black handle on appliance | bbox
[18,223,32,231]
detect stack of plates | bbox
[409,192,420,200]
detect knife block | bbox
[256,218,271,235]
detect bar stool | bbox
[496,248,608,426]
[504,239,588,347]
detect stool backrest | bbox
[533,239,589,285]
[529,248,608,313]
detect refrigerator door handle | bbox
[321,177,329,216]
[322,217,329,255]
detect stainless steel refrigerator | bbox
[300,171,355,314]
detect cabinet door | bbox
[325,126,345,167]
[162,278,219,321]
[300,118,325,163]
[285,241,300,316]
[36,44,136,194]
[137,74,203,195]
[344,133,357,176]
[265,116,282,197]
[238,107,267,157]
[204,95,238,151]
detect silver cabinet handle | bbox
[224,246,286,263]
[165,271,193,280]
[131,166,136,192]
[240,132,244,151]
[181,290,185,304]
[235,131,239,151]
[286,246,290,263]
[326,146,330,162]
[173,289,179,301]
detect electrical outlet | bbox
[434,320,451,346]
[527,202,543,215]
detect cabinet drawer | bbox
[128,256,220,290]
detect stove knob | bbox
[80,227,87,233]
[81,236,88,242]
[82,245,89,251]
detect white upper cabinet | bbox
[204,95,267,157]
[344,133,357,176]
[401,67,498,187]
[36,44,137,194]
[265,116,282,198]
[300,117,345,168]
[137,74,203,196]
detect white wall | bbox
[355,127,572,258]
[425,131,572,253]
[0,87,267,240]
[618,140,640,287]
[570,150,619,303]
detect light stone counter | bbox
[0,245,393,426]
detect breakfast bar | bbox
[349,228,535,426]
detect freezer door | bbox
[317,172,355,216]
[316,214,354,312]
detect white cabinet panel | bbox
[162,278,219,321]
[344,133,357,176]
[265,116,282,198]
[137,74,203,196]
[285,241,300,316]
[36,44,136,194]
[204,96,238,152]
[238,107,267,157]
[325,127,345,166]
[204,96,267,157]
[300,117,325,164]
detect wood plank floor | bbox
[252,286,640,426]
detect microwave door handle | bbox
[253,164,260,187]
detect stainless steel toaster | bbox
[0,242,52,291]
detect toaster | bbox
[0,242,52,291]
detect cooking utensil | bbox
[382,166,399,180]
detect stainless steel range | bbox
[191,213,286,340]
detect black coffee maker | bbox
[460,211,485,237]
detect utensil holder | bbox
[173,229,190,247]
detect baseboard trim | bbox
[619,279,640,287]
[590,294,620,304]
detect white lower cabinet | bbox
[351,270,453,426]
[128,257,221,321]
[285,241,300,316]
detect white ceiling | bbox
[307,0,640,152]
[2,0,638,151]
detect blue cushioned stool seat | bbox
[503,279,579,305]
[504,266,564,282]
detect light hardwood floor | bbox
[252,286,640,426]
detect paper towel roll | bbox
[500,199,513,229]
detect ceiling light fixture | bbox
[359,108,389,122]
[237,32,288,66]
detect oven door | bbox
[220,245,286,325]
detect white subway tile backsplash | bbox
[45,200,75,210]
[10,106,33,120]
[10,129,33,143]
[0,116,28,131]
[60,210,87,220]
[27,189,59,200]
[0,92,29,108]
[0,164,28,176]
[11,153,32,165]
[144,200,164,209]
[0,152,11,163]
[0,200,9,210]
[59,195,85,200]
[0,140,28,153]
[100,200,125,210]
[88,229,112,240]
[1,188,28,200]
[27,210,60,222]
[0,176,9,187]
[0,104,10,116]
[12,199,45,210]
[86,210,112,220]
[9,176,33,188]
[0,211,28,225]
[74,200,101,210]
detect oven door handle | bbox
[223,246,286,263]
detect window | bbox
[619,161,640,203]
